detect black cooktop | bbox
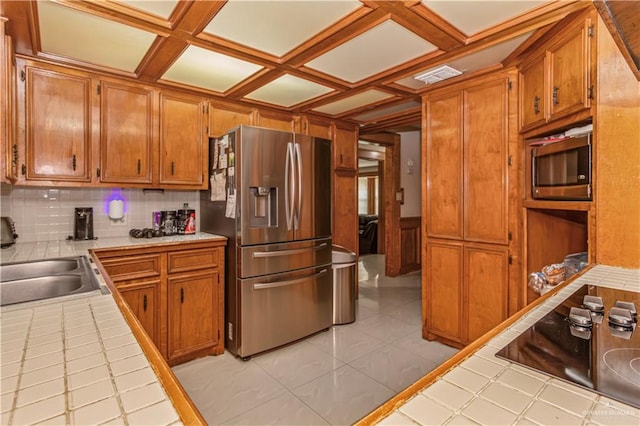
[496,284,640,409]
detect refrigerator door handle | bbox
[252,242,328,258]
[294,142,303,229]
[252,269,329,290]
[285,142,295,230]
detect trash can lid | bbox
[332,245,356,263]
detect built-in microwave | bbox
[531,134,592,200]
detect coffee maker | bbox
[74,207,94,240]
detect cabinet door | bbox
[464,244,508,343]
[118,280,161,347]
[548,17,591,121]
[464,79,509,244]
[425,92,463,239]
[25,66,92,182]
[256,110,298,132]
[167,270,219,363]
[333,125,357,171]
[159,92,206,187]
[519,53,547,131]
[100,81,154,184]
[3,32,18,183]
[424,240,464,343]
[208,101,254,137]
[302,116,332,139]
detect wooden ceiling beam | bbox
[367,1,465,51]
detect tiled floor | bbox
[172,254,459,426]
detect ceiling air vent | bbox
[414,65,462,84]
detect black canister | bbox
[160,210,177,235]
[177,209,196,234]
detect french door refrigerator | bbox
[200,125,332,359]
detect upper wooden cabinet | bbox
[159,92,207,188]
[25,65,93,182]
[424,78,510,244]
[255,110,299,133]
[2,19,18,183]
[519,13,592,132]
[332,124,357,171]
[424,91,463,240]
[208,101,254,138]
[100,81,154,184]
[301,116,332,139]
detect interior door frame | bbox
[358,132,402,276]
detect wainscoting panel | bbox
[400,217,421,274]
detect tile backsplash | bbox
[0,185,200,243]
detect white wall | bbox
[399,131,421,218]
[0,184,200,242]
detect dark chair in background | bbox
[359,214,378,255]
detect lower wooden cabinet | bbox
[168,269,221,364]
[93,238,226,365]
[423,239,508,347]
[117,279,161,346]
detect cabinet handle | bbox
[143,295,147,312]
[339,154,343,164]
[533,96,540,114]
[12,145,17,165]
[72,154,77,171]
[137,159,141,175]
[96,168,101,178]
[553,86,559,105]
[180,288,184,304]
[171,161,175,175]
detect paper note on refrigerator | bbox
[225,190,236,218]
[210,171,226,201]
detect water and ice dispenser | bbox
[249,187,277,228]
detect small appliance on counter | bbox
[73,207,95,240]
[1,217,18,248]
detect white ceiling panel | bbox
[204,0,362,57]
[423,1,549,36]
[306,20,438,83]
[245,74,334,107]
[312,90,394,115]
[354,101,421,122]
[162,45,263,92]
[117,1,178,19]
[37,1,157,72]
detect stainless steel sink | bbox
[0,256,102,306]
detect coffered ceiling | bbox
[1,0,593,133]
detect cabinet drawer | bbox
[168,248,219,274]
[101,254,161,282]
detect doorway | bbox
[357,133,402,277]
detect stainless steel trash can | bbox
[332,245,356,325]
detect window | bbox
[358,176,378,215]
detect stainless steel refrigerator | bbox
[200,125,332,359]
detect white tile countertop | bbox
[0,233,225,425]
[366,265,640,426]
[0,292,182,425]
